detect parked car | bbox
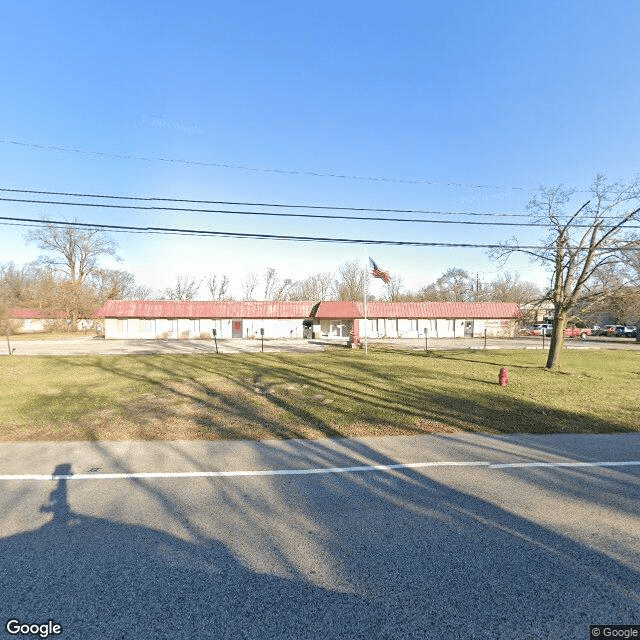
[614,326,638,338]
[520,323,553,336]
[595,325,617,336]
[564,326,591,339]
[520,324,591,338]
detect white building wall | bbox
[397,319,419,338]
[104,317,305,339]
[481,319,517,338]
[472,320,486,338]
[435,319,453,338]
[315,319,354,338]
[361,319,379,338]
[19,318,47,332]
[242,319,303,339]
[104,315,517,340]
[383,319,398,338]
[417,319,437,337]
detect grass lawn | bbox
[0,348,638,441]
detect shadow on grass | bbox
[10,351,630,440]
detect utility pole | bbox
[6,327,14,355]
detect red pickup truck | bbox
[521,325,591,338]
[564,326,591,339]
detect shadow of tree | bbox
[3,442,639,639]
[1,464,369,640]
[13,350,637,441]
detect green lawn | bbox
[0,349,638,441]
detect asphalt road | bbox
[3,334,640,355]
[1,433,638,639]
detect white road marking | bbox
[489,460,640,469]
[0,460,638,481]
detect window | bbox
[117,319,127,333]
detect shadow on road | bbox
[1,464,368,640]
[3,440,638,639]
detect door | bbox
[464,320,473,338]
[232,320,243,338]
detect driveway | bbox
[3,334,640,355]
[3,337,326,356]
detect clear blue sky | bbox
[2,1,639,298]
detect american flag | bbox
[369,258,391,284]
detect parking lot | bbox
[3,334,640,356]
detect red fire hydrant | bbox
[499,367,509,387]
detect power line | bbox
[3,195,638,229]
[0,196,546,227]
[0,139,535,191]
[0,214,551,248]
[2,214,636,251]
[1,186,620,219]
[0,187,535,217]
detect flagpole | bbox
[363,245,368,356]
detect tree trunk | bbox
[545,313,568,369]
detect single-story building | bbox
[95,300,316,340]
[310,301,523,339]
[95,300,523,340]
[8,308,99,333]
[519,301,555,324]
[8,308,54,333]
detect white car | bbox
[533,323,553,336]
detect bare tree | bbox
[274,278,293,300]
[493,175,640,368]
[26,221,119,284]
[334,260,364,301]
[241,271,259,301]
[263,268,278,300]
[90,269,151,301]
[205,274,231,300]
[606,286,640,325]
[0,262,31,304]
[382,274,404,302]
[288,272,335,300]
[484,272,541,304]
[160,274,201,300]
[415,268,474,302]
[595,260,640,326]
[0,290,17,343]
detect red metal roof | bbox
[94,300,317,319]
[310,301,361,318]
[365,302,522,319]
[95,300,523,320]
[9,307,66,319]
[313,301,522,319]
